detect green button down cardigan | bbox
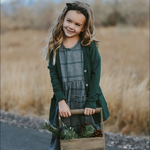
[47,41,110,125]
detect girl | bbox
[43,1,110,149]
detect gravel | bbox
[0,110,149,150]
[105,132,150,150]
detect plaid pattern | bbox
[49,39,102,150]
[59,39,86,110]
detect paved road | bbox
[1,122,123,150]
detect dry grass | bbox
[1,27,149,136]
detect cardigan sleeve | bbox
[85,41,101,109]
[47,50,66,105]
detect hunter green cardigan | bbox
[47,41,110,125]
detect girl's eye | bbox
[76,24,80,26]
[67,20,71,22]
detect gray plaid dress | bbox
[49,39,102,150]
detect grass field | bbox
[1,26,149,136]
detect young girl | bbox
[43,1,110,149]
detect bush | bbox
[92,0,149,27]
[1,0,149,32]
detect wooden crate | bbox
[59,108,105,150]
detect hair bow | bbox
[66,3,89,20]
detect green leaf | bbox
[80,125,95,138]
[43,121,59,137]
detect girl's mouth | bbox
[66,28,74,34]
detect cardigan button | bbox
[86,84,88,86]
[84,70,87,73]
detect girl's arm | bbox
[85,41,101,109]
[48,50,66,105]
[48,50,71,117]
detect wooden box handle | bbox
[58,107,104,138]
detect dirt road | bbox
[1,122,122,150]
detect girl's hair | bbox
[41,1,100,65]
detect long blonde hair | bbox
[41,1,100,65]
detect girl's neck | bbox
[63,36,80,49]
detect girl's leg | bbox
[49,134,60,150]
[49,104,61,150]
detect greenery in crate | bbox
[79,124,95,138]
[43,119,95,140]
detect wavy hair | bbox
[41,1,100,65]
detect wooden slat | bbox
[60,137,105,150]
[101,109,105,149]
[58,108,103,126]
[69,108,102,115]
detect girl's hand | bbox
[84,108,95,115]
[58,100,71,117]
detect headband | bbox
[66,3,89,20]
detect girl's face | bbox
[63,10,86,39]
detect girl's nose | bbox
[68,23,74,30]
